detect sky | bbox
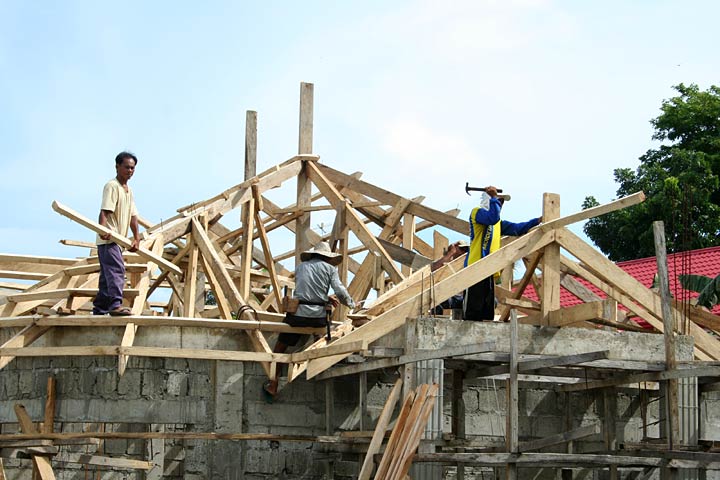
[1,1,718,264]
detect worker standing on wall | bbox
[463,186,541,321]
[93,151,140,316]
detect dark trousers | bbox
[93,243,126,314]
[278,314,327,346]
[462,276,495,321]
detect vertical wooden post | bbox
[603,388,618,480]
[239,110,258,299]
[183,239,199,318]
[295,82,314,267]
[245,110,257,181]
[359,371,368,431]
[653,221,680,449]
[402,213,415,276]
[325,379,335,478]
[43,376,56,435]
[402,317,418,401]
[506,309,519,480]
[541,193,560,326]
[452,369,466,480]
[562,391,573,480]
[433,231,448,261]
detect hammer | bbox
[465,183,503,195]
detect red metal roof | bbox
[523,245,720,325]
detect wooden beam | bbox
[358,378,403,480]
[560,365,720,392]
[539,191,645,234]
[252,185,282,311]
[295,82,314,265]
[51,201,181,275]
[0,325,52,370]
[540,193,561,325]
[13,404,56,479]
[519,423,601,452]
[653,221,680,449]
[315,342,495,380]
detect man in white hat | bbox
[263,242,355,400]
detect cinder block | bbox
[17,370,33,395]
[71,356,96,368]
[15,357,34,370]
[2,372,20,398]
[188,373,211,397]
[118,370,142,397]
[94,370,118,396]
[165,357,189,371]
[104,438,128,455]
[32,357,51,369]
[49,356,71,368]
[141,370,165,398]
[166,372,188,396]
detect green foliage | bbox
[583,84,720,261]
[678,273,720,309]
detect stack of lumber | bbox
[367,382,439,480]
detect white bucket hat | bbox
[300,242,343,265]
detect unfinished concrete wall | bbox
[0,319,714,479]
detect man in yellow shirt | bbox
[92,152,140,316]
[464,186,541,320]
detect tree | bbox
[583,84,720,261]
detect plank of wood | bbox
[519,423,601,452]
[374,389,418,480]
[252,185,283,310]
[560,365,720,392]
[183,238,200,318]
[13,405,56,480]
[652,221,680,449]
[0,270,50,281]
[119,238,164,375]
[498,252,543,322]
[393,384,440,480]
[541,194,561,325]
[538,192,646,234]
[0,325,52,370]
[7,288,140,303]
[518,350,609,372]
[547,301,608,327]
[0,344,361,363]
[305,228,555,379]
[315,342,496,380]
[51,201,181,275]
[52,453,153,470]
[358,378,403,480]
[43,377,55,435]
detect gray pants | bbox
[93,243,126,314]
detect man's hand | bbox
[129,237,140,252]
[485,186,498,198]
[328,294,340,308]
[100,232,112,241]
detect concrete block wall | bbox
[0,319,712,479]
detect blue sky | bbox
[1,1,718,261]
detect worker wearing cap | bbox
[464,186,541,320]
